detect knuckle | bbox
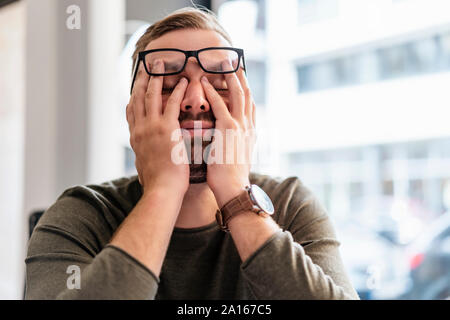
[147,85,161,99]
[156,123,168,136]
[167,96,181,107]
[145,91,153,100]
[134,90,144,100]
[132,134,141,144]
[133,128,145,143]
[166,97,176,106]
[148,116,159,127]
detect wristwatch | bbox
[215,184,275,232]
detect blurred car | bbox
[399,212,450,299]
[334,195,433,299]
[336,220,410,300]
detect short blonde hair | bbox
[132,7,233,74]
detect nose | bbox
[180,80,211,115]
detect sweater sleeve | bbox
[25,195,159,300]
[240,177,360,300]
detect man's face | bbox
[144,29,232,184]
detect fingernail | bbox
[201,76,208,83]
[179,77,187,85]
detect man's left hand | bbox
[201,67,256,208]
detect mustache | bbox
[178,110,216,124]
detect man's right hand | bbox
[126,59,189,195]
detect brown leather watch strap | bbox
[215,189,256,232]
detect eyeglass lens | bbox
[144,49,240,74]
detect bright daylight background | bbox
[1,0,450,299]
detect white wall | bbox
[5,0,126,300]
[87,0,126,184]
[126,0,193,22]
[24,0,126,221]
[0,0,26,299]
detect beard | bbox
[179,110,216,184]
[187,145,209,184]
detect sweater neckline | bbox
[133,179,221,235]
[173,220,219,234]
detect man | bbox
[25,7,359,300]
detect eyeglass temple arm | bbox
[242,54,247,75]
[130,58,140,95]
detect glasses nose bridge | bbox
[183,50,204,74]
[184,50,199,58]
[184,50,200,65]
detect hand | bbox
[127,60,190,195]
[201,67,257,208]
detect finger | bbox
[135,160,143,186]
[163,77,188,120]
[146,59,165,117]
[223,61,245,120]
[126,103,135,131]
[131,62,149,96]
[252,101,256,127]
[132,62,150,120]
[201,76,232,121]
[236,68,252,121]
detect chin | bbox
[189,175,207,184]
[189,163,207,184]
[186,139,210,185]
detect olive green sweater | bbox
[25,172,359,300]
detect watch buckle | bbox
[215,209,229,232]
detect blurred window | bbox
[298,0,339,25]
[246,60,267,105]
[296,31,450,93]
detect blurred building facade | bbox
[220,0,450,298]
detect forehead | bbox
[145,29,230,51]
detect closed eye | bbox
[215,88,228,94]
[162,87,174,94]
[162,87,228,94]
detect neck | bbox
[175,183,219,229]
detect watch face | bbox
[250,185,275,215]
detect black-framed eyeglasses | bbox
[130,47,247,94]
